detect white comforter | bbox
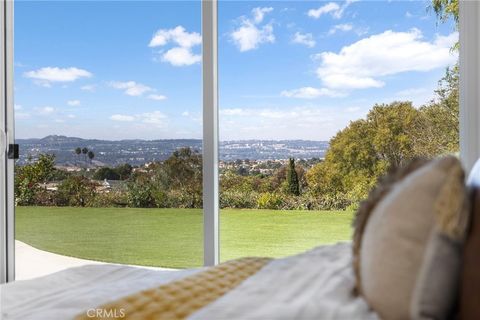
[191,242,377,320]
[0,242,377,320]
[0,265,200,320]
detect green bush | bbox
[165,190,202,208]
[257,192,284,210]
[56,176,97,207]
[220,191,258,209]
[317,194,352,210]
[15,176,38,206]
[93,167,120,180]
[91,191,129,207]
[153,190,169,208]
[33,189,57,206]
[127,178,156,208]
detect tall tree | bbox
[81,147,89,165]
[307,102,425,202]
[115,164,133,180]
[87,151,95,164]
[286,158,300,196]
[74,147,82,165]
[159,147,203,208]
[417,65,459,155]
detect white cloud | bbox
[109,81,153,96]
[149,26,201,66]
[220,106,348,140]
[24,67,92,86]
[35,106,55,115]
[148,94,167,101]
[315,29,458,90]
[394,87,434,106]
[14,104,22,110]
[281,87,344,99]
[80,84,96,92]
[307,2,340,19]
[328,23,353,35]
[67,114,76,119]
[353,26,369,36]
[110,114,135,122]
[161,47,201,66]
[230,7,275,52]
[308,0,357,19]
[252,7,273,24]
[220,108,250,116]
[182,111,190,117]
[139,111,167,125]
[110,111,167,126]
[67,100,81,106]
[406,11,414,18]
[292,32,316,48]
[149,26,201,48]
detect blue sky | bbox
[14,0,457,141]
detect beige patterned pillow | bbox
[352,156,469,320]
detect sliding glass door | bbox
[0,0,15,284]
[218,0,459,261]
[13,1,204,280]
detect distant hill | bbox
[16,135,328,166]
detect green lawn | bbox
[15,206,354,269]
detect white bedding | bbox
[0,265,200,320]
[191,242,377,320]
[0,242,377,320]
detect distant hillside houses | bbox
[16,135,328,166]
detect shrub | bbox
[127,178,156,208]
[257,192,284,210]
[33,189,57,206]
[346,202,360,212]
[153,190,169,208]
[317,194,352,210]
[93,167,120,180]
[15,176,38,206]
[15,154,56,206]
[220,191,258,209]
[165,190,202,208]
[56,176,97,207]
[91,191,129,207]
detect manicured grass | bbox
[15,207,354,269]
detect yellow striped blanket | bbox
[75,257,271,320]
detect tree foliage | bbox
[15,154,56,205]
[431,0,458,50]
[127,148,203,208]
[307,65,459,203]
[431,0,458,25]
[56,176,97,207]
[287,158,300,196]
[93,167,120,180]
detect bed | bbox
[0,242,376,320]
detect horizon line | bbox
[16,135,329,143]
